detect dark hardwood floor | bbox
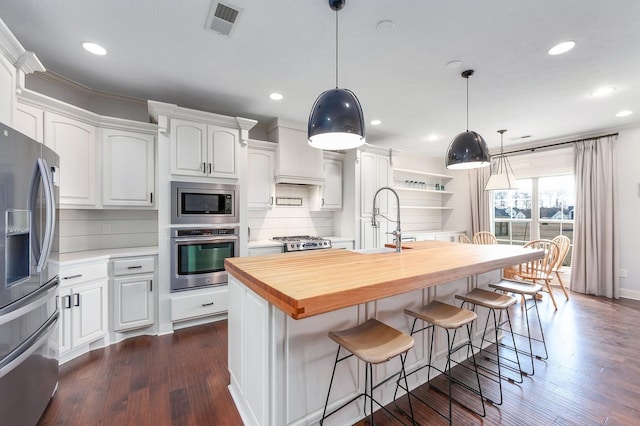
[39,292,640,425]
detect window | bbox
[492,174,574,266]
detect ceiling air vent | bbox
[205,1,243,37]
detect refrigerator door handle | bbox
[29,158,56,273]
[0,278,58,324]
[0,311,59,379]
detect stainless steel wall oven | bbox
[170,226,239,292]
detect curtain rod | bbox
[503,132,619,156]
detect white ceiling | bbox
[1,0,639,157]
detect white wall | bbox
[58,209,158,253]
[615,125,640,299]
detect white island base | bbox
[227,271,500,426]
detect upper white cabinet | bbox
[14,102,43,142]
[102,128,155,208]
[360,150,391,217]
[310,154,343,211]
[247,140,276,210]
[0,53,15,125]
[170,118,238,179]
[44,111,97,207]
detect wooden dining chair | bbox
[513,239,561,310]
[551,235,571,301]
[458,234,472,244]
[472,231,498,245]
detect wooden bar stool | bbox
[395,300,486,425]
[455,288,523,406]
[489,279,549,376]
[320,318,416,425]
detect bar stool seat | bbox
[455,288,522,406]
[489,279,548,375]
[397,301,486,425]
[321,318,416,425]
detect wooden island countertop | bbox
[225,240,543,320]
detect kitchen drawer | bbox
[171,287,228,322]
[60,261,108,286]
[112,257,155,276]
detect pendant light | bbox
[485,129,519,191]
[446,69,490,169]
[307,0,365,150]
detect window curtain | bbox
[570,135,619,298]
[469,167,491,235]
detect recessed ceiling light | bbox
[548,41,575,56]
[370,119,381,126]
[269,93,283,101]
[445,60,462,69]
[616,110,633,117]
[82,42,107,56]
[375,20,395,32]
[427,134,439,141]
[590,87,616,97]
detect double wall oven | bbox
[169,181,240,292]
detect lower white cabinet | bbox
[111,256,156,331]
[248,245,284,256]
[171,285,229,323]
[58,259,108,362]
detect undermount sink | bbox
[351,247,397,254]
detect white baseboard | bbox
[620,288,640,300]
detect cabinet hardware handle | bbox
[203,162,207,173]
[127,265,143,269]
[270,196,273,205]
[73,293,80,307]
[64,295,71,309]
[150,192,153,203]
[208,163,212,174]
[63,274,82,280]
[202,302,214,307]
[150,280,153,292]
[322,198,325,206]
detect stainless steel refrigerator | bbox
[0,122,59,425]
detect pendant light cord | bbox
[466,76,469,131]
[335,7,339,89]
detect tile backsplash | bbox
[58,209,158,253]
[248,184,334,240]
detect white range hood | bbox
[268,119,324,185]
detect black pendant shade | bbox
[308,88,365,150]
[446,130,491,169]
[446,69,490,169]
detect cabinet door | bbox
[71,279,107,347]
[0,54,15,126]
[102,128,155,207]
[360,218,389,249]
[171,119,207,176]
[322,159,342,209]
[58,287,72,355]
[112,274,154,331]
[208,125,238,178]
[247,148,275,209]
[360,152,390,216]
[14,102,44,143]
[44,112,97,206]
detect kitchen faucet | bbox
[371,186,402,253]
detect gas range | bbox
[271,236,332,252]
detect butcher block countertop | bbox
[225,240,543,320]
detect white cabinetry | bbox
[170,118,238,179]
[359,150,391,249]
[14,102,43,142]
[111,256,155,331]
[248,245,283,256]
[44,111,97,207]
[331,240,354,250]
[0,52,15,126]
[58,259,108,363]
[310,154,343,211]
[102,128,155,208]
[171,286,229,323]
[247,140,276,210]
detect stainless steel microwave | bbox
[171,181,239,224]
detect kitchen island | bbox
[225,241,543,426]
